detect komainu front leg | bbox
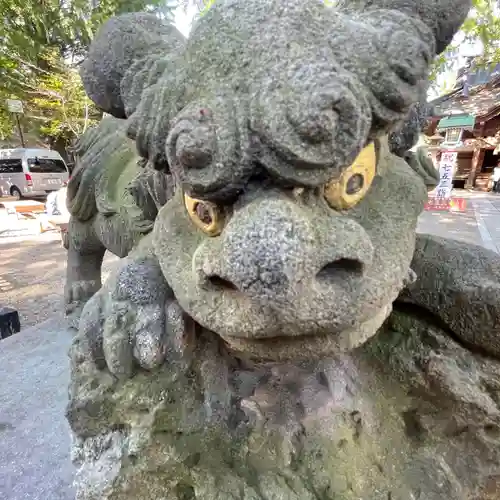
[65,216,106,329]
[398,233,500,357]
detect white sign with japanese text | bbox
[435,151,457,199]
[6,99,24,114]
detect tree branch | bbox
[0,49,53,75]
[1,72,39,92]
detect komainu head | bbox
[81,0,471,361]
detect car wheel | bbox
[10,187,22,200]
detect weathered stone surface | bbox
[65,0,464,326]
[388,100,431,157]
[401,234,500,357]
[333,0,471,54]
[67,261,500,498]
[364,308,500,499]
[128,0,445,193]
[61,0,500,499]
[152,136,425,359]
[80,13,186,119]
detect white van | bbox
[0,148,70,199]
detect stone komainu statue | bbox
[65,115,172,324]
[65,1,500,498]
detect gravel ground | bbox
[0,235,119,329]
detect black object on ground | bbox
[0,306,21,339]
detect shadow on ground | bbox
[0,239,119,328]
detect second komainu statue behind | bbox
[65,1,500,499]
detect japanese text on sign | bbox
[6,99,24,114]
[435,151,457,199]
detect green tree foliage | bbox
[429,0,500,85]
[0,0,173,150]
[462,0,500,65]
[31,64,99,141]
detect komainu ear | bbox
[333,0,472,55]
[388,99,439,190]
[389,101,430,157]
[80,13,185,119]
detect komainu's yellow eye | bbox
[324,142,377,210]
[184,194,225,236]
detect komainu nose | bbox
[316,258,365,284]
[201,195,373,303]
[207,217,296,299]
[205,275,239,291]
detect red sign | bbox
[449,198,467,212]
[424,197,467,212]
[425,198,450,211]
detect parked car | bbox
[0,148,70,200]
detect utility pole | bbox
[14,113,25,148]
[6,99,26,148]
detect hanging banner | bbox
[434,150,457,199]
[424,150,466,212]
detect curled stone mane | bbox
[126,0,446,201]
[80,1,471,202]
[67,117,133,221]
[67,117,172,234]
[80,13,186,119]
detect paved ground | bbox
[0,318,74,500]
[417,190,500,253]
[0,237,118,329]
[0,201,119,328]
[468,195,500,254]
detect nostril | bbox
[207,275,238,291]
[316,258,364,283]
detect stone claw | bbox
[75,257,180,379]
[65,279,101,306]
[65,280,101,328]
